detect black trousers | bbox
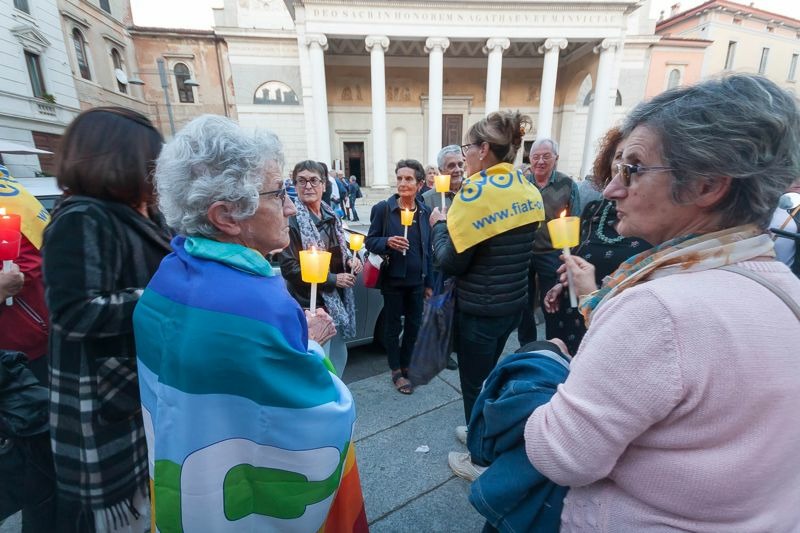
[455,311,520,423]
[382,285,424,371]
[0,432,56,532]
[517,250,561,344]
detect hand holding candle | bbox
[547,210,580,308]
[0,228,22,306]
[299,246,332,315]
[348,233,365,274]
[434,174,450,211]
[400,208,413,256]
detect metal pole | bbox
[157,58,176,136]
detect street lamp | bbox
[129,58,200,136]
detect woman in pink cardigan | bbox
[525,74,800,532]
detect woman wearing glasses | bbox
[542,127,651,354]
[134,116,366,532]
[277,160,363,376]
[525,75,800,530]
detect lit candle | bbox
[348,233,365,274]
[400,208,413,256]
[547,210,581,308]
[0,229,21,306]
[299,246,332,315]
[434,174,450,210]
[0,208,21,233]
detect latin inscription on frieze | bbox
[309,8,619,26]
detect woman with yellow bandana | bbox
[428,111,545,480]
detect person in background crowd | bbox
[526,74,800,531]
[429,110,544,481]
[328,166,341,214]
[348,175,362,222]
[575,173,604,214]
[278,160,363,376]
[0,166,50,384]
[136,115,367,532]
[770,179,800,276]
[320,161,333,205]
[542,127,651,354]
[335,172,350,219]
[422,144,466,371]
[422,145,464,212]
[0,166,55,532]
[517,139,579,346]
[421,164,437,197]
[42,107,172,532]
[366,160,433,395]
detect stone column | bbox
[581,39,619,177]
[536,38,568,140]
[425,37,450,167]
[484,38,510,116]
[306,33,332,165]
[366,35,390,188]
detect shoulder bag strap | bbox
[719,265,800,321]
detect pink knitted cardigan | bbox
[525,261,800,532]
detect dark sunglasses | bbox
[614,162,673,187]
[259,187,287,202]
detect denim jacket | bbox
[468,343,570,533]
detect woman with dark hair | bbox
[542,127,651,354]
[41,107,171,532]
[428,110,545,479]
[277,160,362,376]
[365,159,433,395]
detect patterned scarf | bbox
[580,224,776,326]
[293,199,356,338]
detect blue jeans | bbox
[382,285,424,371]
[455,311,520,422]
[517,251,561,344]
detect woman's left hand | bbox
[429,207,447,226]
[348,256,363,275]
[424,287,433,299]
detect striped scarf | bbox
[135,236,367,532]
[580,224,775,325]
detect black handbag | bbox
[0,350,55,522]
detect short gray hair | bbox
[155,115,285,237]
[621,74,800,228]
[530,138,559,156]
[437,145,461,171]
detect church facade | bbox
[213,0,660,185]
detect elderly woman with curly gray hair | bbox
[525,74,800,530]
[133,115,366,532]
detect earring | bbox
[479,157,484,161]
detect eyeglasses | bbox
[295,177,323,188]
[614,163,673,187]
[461,143,480,157]
[259,187,287,202]
[531,154,554,163]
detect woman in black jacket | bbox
[429,111,545,480]
[277,160,362,376]
[365,159,432,395]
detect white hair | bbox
[155,115,284,237]
[530,138,559,156]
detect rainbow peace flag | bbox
[135,236,368,532]
[0,166,50,249]
[447,163,544,253]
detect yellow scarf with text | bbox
[447,163,544,252]
[0,171,51,249]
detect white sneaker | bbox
[455,425,468,446]
[448,451,487,482]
